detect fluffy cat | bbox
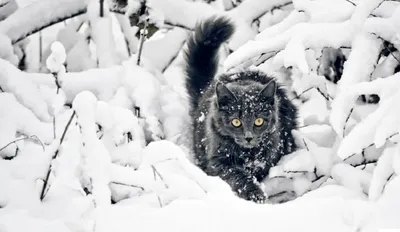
[184,16,298,203]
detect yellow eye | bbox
[231,119,242,127]
[254,118,264,127]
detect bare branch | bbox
[110,181,145,191]
[40,110,76,201]
[137,14,149,65]
[343,106,355,138]
[0,135,44,153]
[151,165,169,188]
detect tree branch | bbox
[344,132,400,162]
[110,181,144,191]
[0,135,44,153]
[40,110,76,201]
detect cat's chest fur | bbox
[194,105,283,181]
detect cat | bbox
[184,16,298,203]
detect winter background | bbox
[0,0,400,231]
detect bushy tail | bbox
[184,16,235,109]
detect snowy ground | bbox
[1,0,400,231]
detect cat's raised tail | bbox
[184,16,235,109]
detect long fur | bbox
[184,16,234,109]
[184,16,298,203]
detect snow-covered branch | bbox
[0,0,87,44]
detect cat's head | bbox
[214,80,277,148]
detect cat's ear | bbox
[216,82,236,109]
[259,80,276,104]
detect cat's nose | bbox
[245,132,253,142]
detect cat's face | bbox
[215,81,277,148]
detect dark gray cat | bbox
[184,16,298,203]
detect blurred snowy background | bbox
[1,0,400,231]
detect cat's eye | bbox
[254,118,264,127]
[231,119,242,127]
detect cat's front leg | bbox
[207,156,267,203]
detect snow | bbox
[255,10,307,41]
[0,0,86,43]
[293,0,354,23]
[0,33,18,65]
[87,0,119,68]
[146,0,218,29]
[142,27,187,71]
[0,0,17,21]
[0,59,51,122]
[46,41,66,73]
[338,32,382,89]
[1,0,400,231]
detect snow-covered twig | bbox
[0,0,87,44]
[40,111,76,200]
[343,106,355,138]
[0,135,44,153]
[99,0,105,17]
[291,86,331,101]
[110,181,144,191]
[137,15,149,65]
[344,132,399,162]
[0,0,17,21]
[151,165,169,188]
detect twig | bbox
[292,86,332,101]
[381,173,395,194]
[39,31,43,64]
[99,0,104,17]
[343,107,355,138]
[284,170,309,174]
[0,86,4,92]
[254,51,278,67]
[110,181,144,191]
[151,165,169,188]
[344,0,356,6]
[0,1,10,8]
[11,4,192,45]
[136,16,148,65]
[157,196,163,207]
[344,132,400,162]
[353,159,378,168]
[382,40,400,65]
[344,0,378,17]
[251,2,293,23]
[53,117,56,139]
[0,135,45,153]
[40,111,76,200]
[302,138,309,151]
[161,40,186,73]
[53,72,61,94]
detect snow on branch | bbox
[330,73,400,159]
[224,18,354,72]
[337,32,382,89]
[0,0,87,44]
[228,0,292,23]
[224,0,388,72]
[0,0,17,21]
[0,58,122,103]
[87,0,119,68]
[73,91,112,206]
[226,0,293,50]
[363,5,400,48]
[0,59,51,122]
[145,0,218,29]
[368,145,397,201]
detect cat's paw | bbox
[238,185,267,204]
